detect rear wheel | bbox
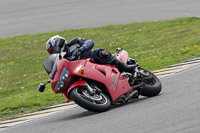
[69,87,111,112]
[139,69,162,97]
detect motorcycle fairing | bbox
[52,50,132,103]
[51,59,87,94]
[81,61,133,103]
[64,59,132,103]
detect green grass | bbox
[0,17,200,121]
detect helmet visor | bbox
[49,46,60,54]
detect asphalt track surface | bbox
[1,65,200,133]
[0,0,200,38]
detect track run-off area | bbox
[0,0,200,38]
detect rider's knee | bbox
[91,48,114,64]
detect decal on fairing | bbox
[111,75,118,90]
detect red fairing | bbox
[51,50,133,104]
[81,61,132,103]
[51,58,87,94]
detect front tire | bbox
[69,87,111,112]
[140,69,162,97]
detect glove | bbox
[72,48,82,57]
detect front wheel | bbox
[69,87,111,112]
[139,68,162,97]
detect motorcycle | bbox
[38,48,162,112]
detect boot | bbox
[109,58,137,73]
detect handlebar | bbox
[58,46,81,61]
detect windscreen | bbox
[43,54,58,75]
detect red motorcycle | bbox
[38,48,162,112]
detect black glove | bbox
[72,48,82,58]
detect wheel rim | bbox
[75,87,108,105]
[143,77,156,85]
[141,70,157,85]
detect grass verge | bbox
[0,17,200,121]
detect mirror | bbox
[38,83,46,92]
[116,48,122,53]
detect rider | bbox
[46,35,137,73]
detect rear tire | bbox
[69,87,111,112]
[140,69,162,97]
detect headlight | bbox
[60,67,70,81]
[55,67,70,92]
